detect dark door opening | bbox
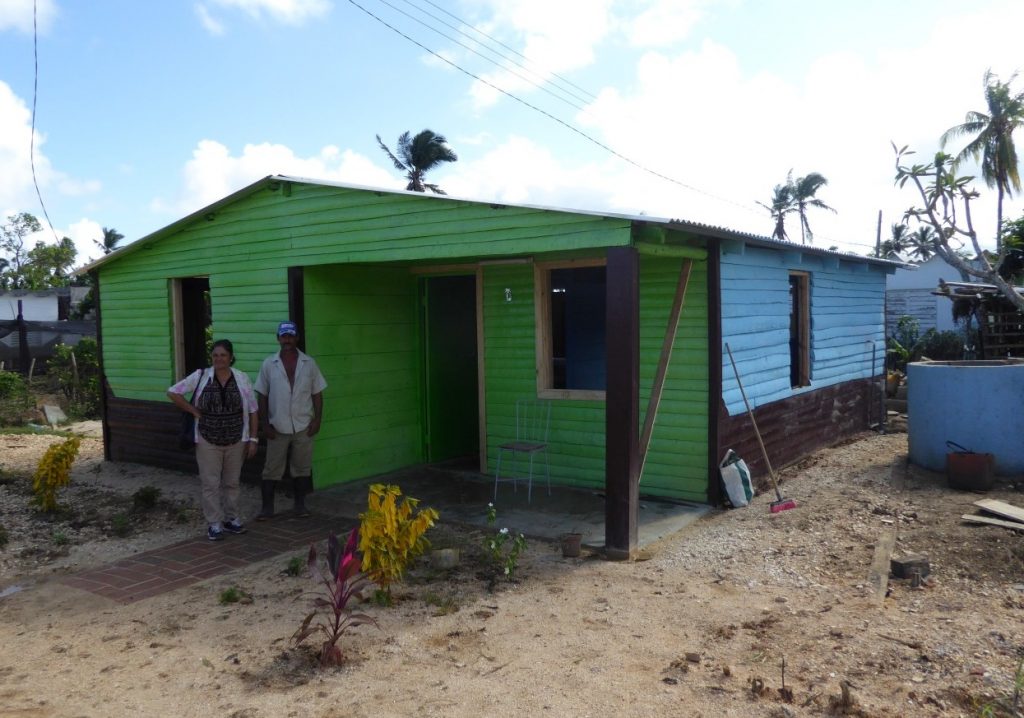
[421,275,479,464]
[178,277,211,376]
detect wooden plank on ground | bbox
[962,514,1024,532]
[973,499,1024,525]
[867,526,897,607]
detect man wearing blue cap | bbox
[254,321,327,519]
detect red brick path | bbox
[58,513,352,604]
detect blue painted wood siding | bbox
[720,246,886,416]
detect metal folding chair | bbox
[493,399,551,503]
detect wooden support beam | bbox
[635,242,707,260]
[638,259,692,482]
[867,526,896,607]
[605,246,640,561]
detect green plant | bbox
[483,503,527,581]
[132,485,162,511]
[916,328,970,361]
[294,528,377,667]
[47,339,101,419]
[284,555,304,577]
[52,530,69,546]
[422,591,459,615]
[32,436,81,511]
[111,513,130,537]
[219,586,242,605]
[0,370,33,427]
[358,483,439,601]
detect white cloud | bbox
[0,0,57,34]
[195,3,226,35]
[64,217,104,266]
[210,0,330,25]
[468,0,613,109]
[624,0,708,48]
[163,139,399,217]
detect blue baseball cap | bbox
[277,321,298,337]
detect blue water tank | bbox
[907,359,1024,474]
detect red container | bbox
[946,451,994,491]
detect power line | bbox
[30,0,60,244]
[345,0,765,218]
[370,0,590,114]
[396,0,597,106]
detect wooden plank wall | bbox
[720,246,886,418]
[718,377,876,488]
[482,254,709,502]
[98,183,631,488]
[303,264,422,483]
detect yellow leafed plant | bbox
[358,484,438,601]
[32,436,81,512]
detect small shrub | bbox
[219,586,241,605]
[284,555,304,577]
[483,503,527,582]
[916,328,969,361]
[0,370,33,427]
[52,530,69,546]
[423,591,459,615]
[32,436,81,512]
[111,513,130,537]
[132,486,162,511]
[0,523,8,549]
[358,484,438,600]
[294,528,377,667]
[172,507,191,524]
[47,339,101,419]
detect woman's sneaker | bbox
[207,524,225,541]
[223,519,247,535]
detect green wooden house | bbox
[84,175,893,557]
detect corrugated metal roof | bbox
[76,174,905,273]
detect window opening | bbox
[789,272,810,388]
[546,265,606,391]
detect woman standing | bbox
[167,339,259,541]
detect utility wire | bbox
[372,0,590,114]
[30,0,60,244]
[345,0,764,218]
[395,0,596,107]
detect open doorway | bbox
[420,274,479,464]
[171,277,211,378]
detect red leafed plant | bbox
[293,527,378,667]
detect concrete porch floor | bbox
[308,460,712,552]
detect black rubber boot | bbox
[293,476,312,518]
[256,480,275,521]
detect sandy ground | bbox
[1,429,1022,718]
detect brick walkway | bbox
[58,513,352,604]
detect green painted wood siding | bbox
[482,255,709,502]
[303,265,422,484]
[98,182,630,403]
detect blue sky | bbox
[1,0,1022,267]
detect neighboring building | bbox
[81,176,898,557]
[885,254,968,335]
[0,290,61,321]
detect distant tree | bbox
[790,172,836,244]
[940,69,1024,252]
[759,170,835,244]
[907,226,936,262]
[894,144,1024,311]
[880,222,911,259]
[757,179,795,241]
[22,237,77,289]
[94,226,124,255]
[0,212,42,289]
[376,129,458,194]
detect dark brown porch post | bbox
[605,246,639,560]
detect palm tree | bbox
[908,226,936,262]
[790,172,836,245]
[880,223,911,259]
[940,70,1024,252]
[757,178,794,241]
[94,227,124,255]
[376,129,458,195]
